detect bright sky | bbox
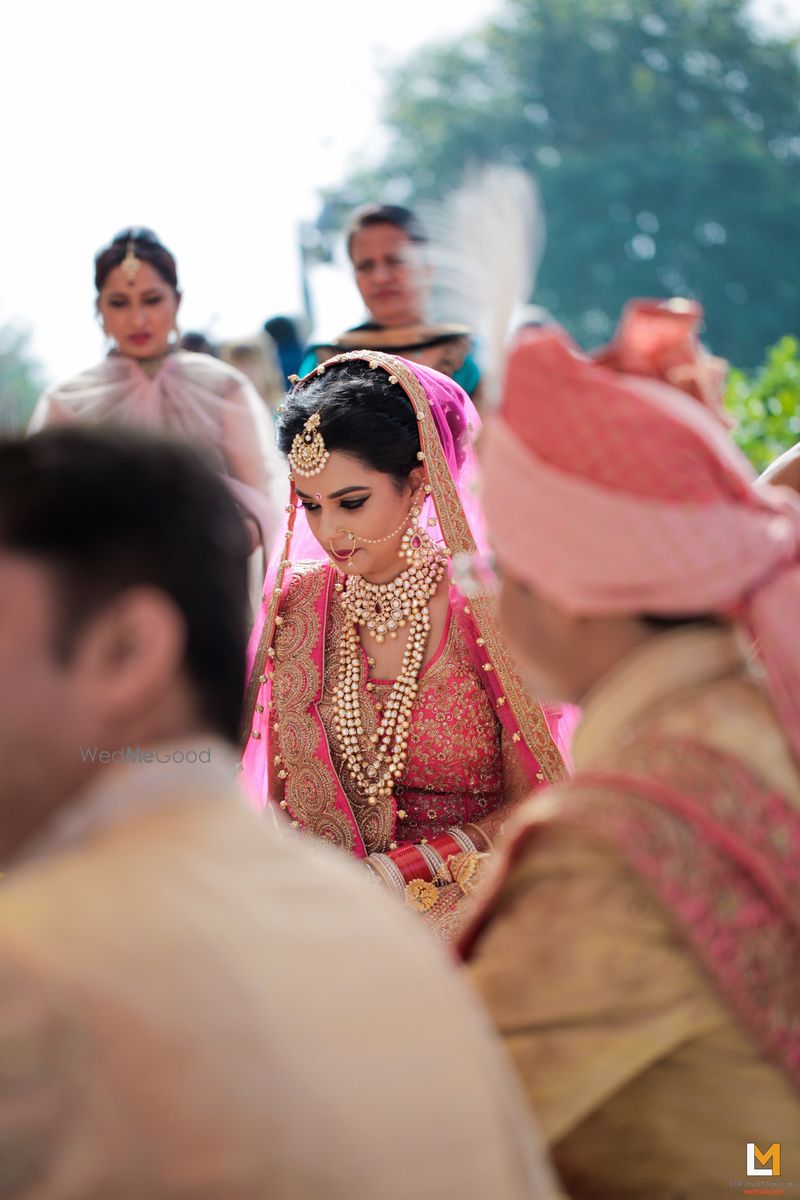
[1,0,790,387]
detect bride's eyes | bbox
[301,497,368,513]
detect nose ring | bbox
[329,528,357,561]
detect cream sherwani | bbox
[465,628,800,1199]
[0,739,557,1199]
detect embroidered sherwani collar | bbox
[18,736,238,866]
[573,625,750,771]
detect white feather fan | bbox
[421,164,546,409]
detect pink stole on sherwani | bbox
[461,732,800,1088]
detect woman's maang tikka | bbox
[121,240,143,284]
[289,411,330,477]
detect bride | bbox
[240,350,571,936]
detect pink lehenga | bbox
[239,351,571,936]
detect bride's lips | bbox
[129,332,152,346]
[331,547,359,561]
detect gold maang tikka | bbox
[121,240,142,284]
[288,411,329,477]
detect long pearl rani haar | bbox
[333,510,447,806]
[288,403,448,806]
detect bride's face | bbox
[294,451,424,584]
[97,262,180,359]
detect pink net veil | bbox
[239,351,569,809]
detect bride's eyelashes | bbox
[301,497,369,513]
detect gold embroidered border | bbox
[545,738,800,1086]
[272,564,354,852]
[318,588,394,853]
[239,501,300,756]
[472,594,567,785]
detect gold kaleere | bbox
[449,850,490,896]
[404,878,439,912]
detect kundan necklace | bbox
[333,531,446,804]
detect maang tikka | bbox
[288,411,329,477]
[121,240,142,284]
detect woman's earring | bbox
[97,312,114,352]
[399,501,426,567]
[169,322,180,347]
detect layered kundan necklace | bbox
[333,531,446,804]
[287,404,448,805]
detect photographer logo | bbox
[747,1144,781,1178]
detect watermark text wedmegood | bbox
[80,746,212,765]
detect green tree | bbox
[347,0,800,366]
[726,335,800,469]
[0,324,42,432]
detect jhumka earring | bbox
[399,499,431,567]
[121,240,142,284]
[288,411,329,477]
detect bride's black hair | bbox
[277,362,422,492]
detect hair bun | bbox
[110,226,162,248]
[94,228,179,292]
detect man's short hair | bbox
[0,427,250,743]
[345,204,428,258]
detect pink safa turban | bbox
[482,298,800,759]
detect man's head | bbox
[346,204,430,328]
[494,568,656,705]
[481,301,798,709]
[0,427,250,856]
